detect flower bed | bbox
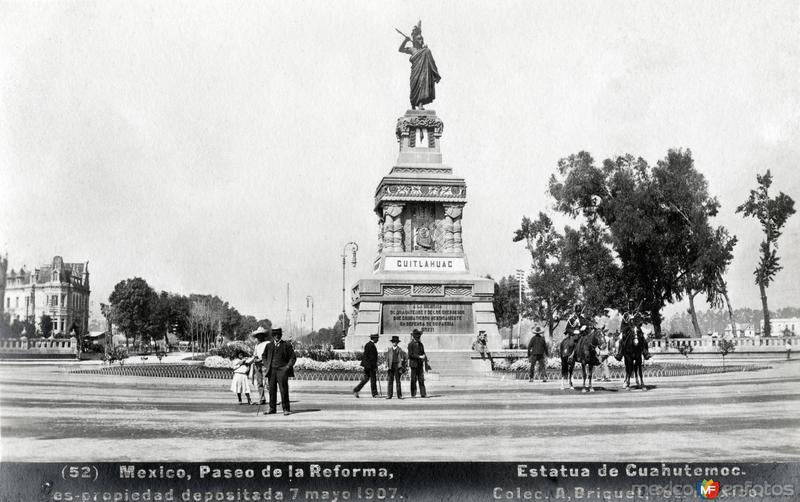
[73,363,407,381]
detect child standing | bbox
[230,350,254,405]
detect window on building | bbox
[15,297,19,308]
[6,298,9,309]
[51,295,58,306]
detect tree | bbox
[651,149,737,336]
[736,170,796,337]
[490,274,522,329]
[561,223,623,318]
[717,338,736,369]
[513,212,577,340]
[108,278,158,348]
[549,151,709,336]
[334,313,350,340]
[40,314,53,338]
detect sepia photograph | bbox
[1,1,799,500]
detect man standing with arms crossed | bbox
[407,329,429,398]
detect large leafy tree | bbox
[651,149,737,336]
[549,152,680,336]
[736,170,796,336]
[561,223,623,319]
[513,212,577,339]
[109,277,158,347]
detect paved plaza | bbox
[1,361,798,462]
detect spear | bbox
[395,28,410,40]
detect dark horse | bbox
[621,330,646,390]
[574,327,606,393]
[559,327,582,390]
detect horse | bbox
[573,327,606,393]
[559,327,583,390]
[621,329,646,390]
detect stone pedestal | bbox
[345,110,501,353]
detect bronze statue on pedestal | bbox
[397,21,441,110]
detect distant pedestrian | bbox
[250,327,271,405]
[407,329,428,398]
[385,335,408,399]
[527,326,549,382]
[353,333,380,398]
[787,342,792,361]
[230,350,254,405]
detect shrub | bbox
[293,357,362,372]
[216,341,252,360]
[107,346,129,365]
[204,355,232,368]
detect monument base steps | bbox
[427,351,492,378]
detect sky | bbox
[1,1,799,330]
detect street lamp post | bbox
[341,242,358,339]
[305,295,314,336]
[516,269,525,350]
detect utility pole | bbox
[306,295,314,335]
[284,283,292,339]
[516,269,525,349]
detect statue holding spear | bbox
[397,21,441,110]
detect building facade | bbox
[3,256,90,336]
[762,318,800,337]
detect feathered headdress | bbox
[411,20,422,38]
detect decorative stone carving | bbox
[383,285,412,296]
[395,115,444,141]
[381,203,406,252]
[383,185,466,199]
[444,286,473,297]
[413,284,443,296]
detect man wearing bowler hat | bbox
[261,328,296,415]
[385,335,408,399]
[407,329,428,398]
[250,326,271,405]
[353,333,380,398]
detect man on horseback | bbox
[614,302,652,361]
[565,303,587,337]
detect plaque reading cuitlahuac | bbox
[382,302,474,334]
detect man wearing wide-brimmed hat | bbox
[353,333,380,398]
[261,328,296,415]
[527,325,549,382]
[250,326,271,405]
[385,335,408,399]
[407,329,428,398]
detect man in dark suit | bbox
[353,333,380,398]
[385,335,408,399]
[527,325,549,382]
[261,328,296,415]
[407,329,428,398]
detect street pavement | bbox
[1,361,798,462]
